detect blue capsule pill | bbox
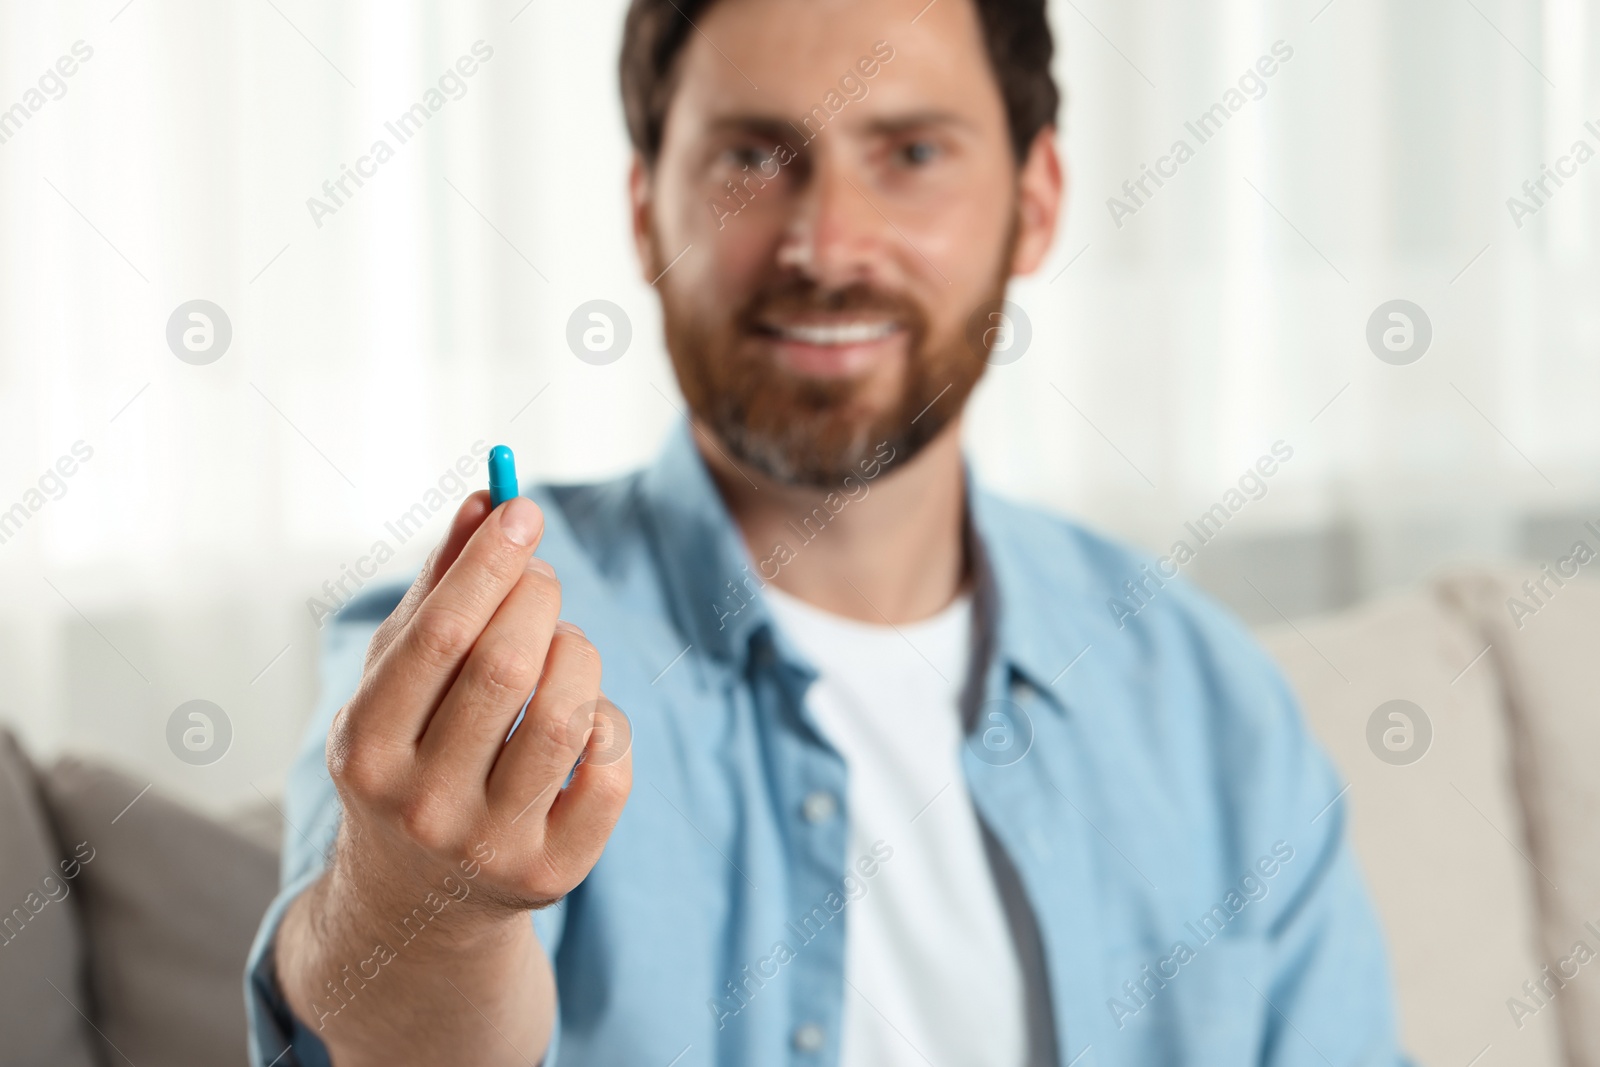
[488,445,518,508]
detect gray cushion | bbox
[41,758,280,1067]
[0,730,102,1067]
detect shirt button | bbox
[801,790,838,824]
[792,1022,826,1052]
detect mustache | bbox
[738,279,925,331]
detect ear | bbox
[629,153,658,284]
[1009,126,1065,277]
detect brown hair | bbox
[619,0,1060,167]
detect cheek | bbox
[706,214,778,273]
[661,158,788,236]
[920,197,1012,282]
[891,172,1016,308]
[657,170,781,270]
[664,226,770,329]
[913,220,1011,348]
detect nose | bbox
[776,148,889,290]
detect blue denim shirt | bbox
[245,420,1407,1066]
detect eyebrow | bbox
[859,110,974,137]
[704,116,803,142]
[704,109,975,142]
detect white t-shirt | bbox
[762,583,1028,1066]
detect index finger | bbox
[349,494,547,748]
[363,490,494,671]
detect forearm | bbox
[275,863,556,1067]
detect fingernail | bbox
[526,556,556,578]
[502,497,543,546]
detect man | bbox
[248,0,1407,1063]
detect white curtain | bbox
[1,0,1594,806]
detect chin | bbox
[719,408,891,489]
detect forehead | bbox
[663,0,1004,134]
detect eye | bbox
[722,144,776,171]
[895,139,940,167]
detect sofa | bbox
[0,565,1594,1066]
[0,735,280,1066]
[1257,568,1599,1067]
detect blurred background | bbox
[0,0,1595,817]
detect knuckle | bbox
[533,703,583,754]
[540,684,600,733]
[553,630,602,679]
[326,711,384,796]
[486,530,534,576]
[363,624,394,671]
[397,790,454,850]
[475,642,539,701]
[508,854,569,903]
[520,569,562,618]
[410,606,476,668]
[586,763,633,809]
[366,583,425,665]
[329,747,384,797]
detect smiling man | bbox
[248,1,1407,1065]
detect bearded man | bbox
[249,1,1407,1064]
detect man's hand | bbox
[330,487,630,918]
[275,490,631,1066]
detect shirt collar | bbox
[637,419,784,676]
[637,418,1084,711]
[966,477,1092,704]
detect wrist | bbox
[324,830,523,960]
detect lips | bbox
[756,319,901,345]
[751,316,905,379]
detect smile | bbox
[758,320,901,346]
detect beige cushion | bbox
[41,758,280,1067]
[0,730,101,1067]
[1442,568,1600,1066]
[1256,586,1563,1066]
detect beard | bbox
[656,224,1017,489]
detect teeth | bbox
[774,321,897,345]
